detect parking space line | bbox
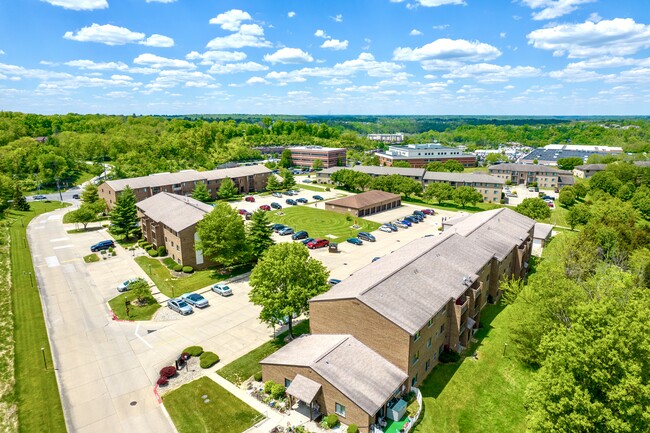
[50,237,71,242]
[53,244,74,250]
[135,323,153,349]
[45,256,60,268]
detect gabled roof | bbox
[286,374,322,403]
[574,164,607,171]
[351,165,426,178]
[136,192,212,232]
[105,170,205,191]
[201,165,271,181]
[327,190,400,209]
[534,223,553,240]
[423,171,505,184]
[488,163,559,173]
[312,208,535,334]
[261,334,407,416]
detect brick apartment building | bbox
[262,208,537,432]
[488,163,559,188]
[289,146,347,168]
[98,165,271,209]
[376,143,477,168]
[136,193,213,269]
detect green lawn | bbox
[295,183,325,192]
[217,320,310,385]
[415,304,532,433]
[403,196,504,214]
[163,377,262,433]
[108,292,160,321]
[267,206,381,242]
[6,202,68,433]
[135,256,252,298]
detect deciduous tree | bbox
[566,203,590,229]
[196,202,248,267]
[311,159,324,170]
[515,197,551,220]
[423,182,454,204]
[279,149,292,168]
[558,188,576,207]
[556,157,584,170]
[453,186,483,207]
[391,161,411,168]
[68,203,99,230]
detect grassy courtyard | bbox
[4,202,68,433]
[163,377,262,433]
[414,304,532,433]
[135,256,251,298]
[268,206,381,243]
[108,291,161,321]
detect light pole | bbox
[55,177,63,202]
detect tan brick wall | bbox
[407,304,449,386]
[261,364,375,432]
[309,299,411,373]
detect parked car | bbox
[379,225,393,233]
[278,227,294,236]
[386,222,398,232]
[272,192,283,198]
[271,223,287,232]
[303,179,312,183]
[547,202,554,208]
[542,195,555,201]
[301,237,315,245]
[328,279,342,285]
[292,231,309,240]
[413,210,426,218]
[245,196,255,202]
[270,202,282,209]
[238,209,248,215]
[421,209,435,215]
[180,292,209,308]
[116,277,143,292]
[307,238,330,249]
[72,194,80,199]
[259,204,271,211]
[347,237,363,246]
[404,216,419,224]
[33,195,47,200]
[167,298,193,315]
[395,221,409,229]
[313,195,324,200]
[372,257,381,262]
[90,239,115,252]
[286,199,297,205]
[357,232,376,242]
[212,284,233,296]
[283,191,294,196]
[296,198,308,204]
[411,214,424,222]
[289,190,300,195]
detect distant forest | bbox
[0,112,648,193]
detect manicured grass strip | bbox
[267,206,381,242]
[402,196,504,214]
[295,183,325,192]
[9,202,68,433]
[163,377,262,433]
[415,304,532,433]
[135,257,252,298]
[83,253,99,263]
[108,292,160,321]
[217,320,310,385]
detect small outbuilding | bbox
[325,190,401,217]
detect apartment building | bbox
[376,143,477,168]
[316,166,426,184]
[488,163,559,188]
[367,133,405,143]
[262,208,536,432]
[289,146,347,168]
[423,172,504,203]
[98,165,271,209]
[136,193,213,269]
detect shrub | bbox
[157,245,167,256]
[173,264,183,272]
[199,351,220,368]
[156,376,168,386]
[439,350,461,363]
[108,247,114,253]
[325,414,339,427]
[159,365,177,378]
[325,187,331,191]
[148,248,159,257]
[270,383,285,399]
[138,240,148,247]
[264,380,276,394]
[183,346,204,357]
[347,425,359,433]
[182,266,194,273]
[253,371,263,382]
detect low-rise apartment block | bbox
[289,146,347,168]
[98,165,271,209]
[262,208,536,432]
[423,172,504,203]
[488,163,559,188]
[376,143,477,168]
[136,193,212,269]
[367,133,405,143]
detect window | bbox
[427,338,431,349]
[425,360,430,371]
[412,350,419,365]
[428,318,433,328]
[414,331,421,342]
[440,324,445,334]
[439,345,444,356]
[284,378,292,388]
[411,375,418,387]
[335,403,346,417]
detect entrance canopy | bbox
[286,374,322,404]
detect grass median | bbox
[5,202,68,433]
[108,292,160,321]
[163,376,263,433]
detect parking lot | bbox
[504,183,558,208]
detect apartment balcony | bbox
[455,296,469,315]
[471,282,483,299]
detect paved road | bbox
[28,207,176,433]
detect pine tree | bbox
[110,186,139,240]
[218,178,238,199]
[247,210,275,262]
[191,182,211,202]
[281,169,296,189]
[12,185,30,211]
[266,175,281,191]
[82,183,99,204]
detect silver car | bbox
[167,298,193,315]
[117,278,143,292]
[212,284,233,297]
[180,292,209,308]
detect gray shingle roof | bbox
[136,192,212,232]
[261,334,407,416]
[534,223,553,240]
[327,190,400,209]
[488,163,559,173]
[319,166,425,178]
[423,172,505,184]
[286,374,322,404]
[574,164,607,171]
[201,165,271,181]
[312,208,535,334]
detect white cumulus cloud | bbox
[321,39,349,50]
[443,63,542,82]
[527,18,650,58]
[186,51,247,64]
[410,29,423,36]
[332,14,343,22]
[246,76,270,85]
[288,11,296,18]
[417,0,466,6]
[264,48,313,64]
[63,23,174,47]
[141,34,174,47]
[41,0,107,10]
[65,59,129,70]
[393,38,501,62]
[206,24,271,50]
[133,53,195,69]
[208,62,268,74]
[315,29,329,39]
[209,9,252,31]
[520,0,595,21]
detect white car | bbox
[212,284,233,296]
[117,278,144,292]
[379,225,393,233]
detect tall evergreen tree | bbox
[12,185,30,211]
[81,183,99,204]
[191,181,211,202]
[279,149,293,168]
[281,169,296,189]
[265,175,282,191]
[109,186,139,240]
[218,177,238,199]
[247,210,275,261]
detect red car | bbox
[306,239,330,249]
[245,196,255,202]
[259,204,271,211]
[421,209,435,215]
[238,209,248,215]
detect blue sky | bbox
[0,0,649,115]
